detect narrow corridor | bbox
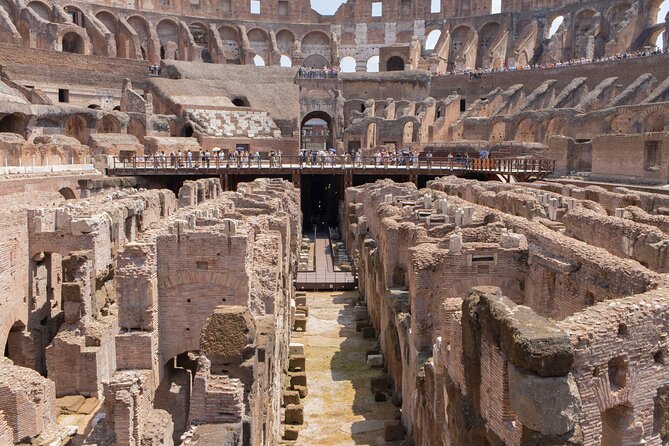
[292,291,400,445]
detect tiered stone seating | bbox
[186,108,282,138]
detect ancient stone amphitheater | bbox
[0,0,668,445]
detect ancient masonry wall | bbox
[344,176,669,445]
[0,176,300,446]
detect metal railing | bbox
[109,156,555,176]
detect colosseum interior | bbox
[0,0,668,444]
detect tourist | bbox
[177,150,183,168]
[169,151,175,167]
[447,152,454,171]
[161,151,167,168]
[254,151,261,167]
[426,151,432,168]
[186,149,193,168]
[204,150,210,168]
[269,150,276,167]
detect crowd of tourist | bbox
[296,66,339,79]
[435,47,669,79]
[148,65,162,76]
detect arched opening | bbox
[644,112,667,132]
[449,25,475,71]
[182,123,194,137]
[301,111,333,152]
[301,31,331,63]
[601,404,634,446]
[280,54,292,67]
[548,15,565,38]
[95,11,117,35]
[386,56,405,71]
[248,28,270,64]
[219,26,241,63]
[127,117,145,143]
[276,29,295,57]
[478,22,500,68]
[231,97,249,107]
[425,29,441,51]
[0,113,27,135]
[113,105,121,111]
[339,56,356,72]
[128,15,150,60]
[4,321,26,365]
[58,187,76,199]
[489,121,506,142]
[515,119,537,142]
[155,353,196,443]
[253,54,265,66]
[87,104,100,109]
[97,115,119,133]
[27,1,51,20]
[61,32,85,54]
[64,114,88,143]
[366,55,379,72]
[302,53,329,69]
[157,19,179,60]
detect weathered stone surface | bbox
[508,364,581,436]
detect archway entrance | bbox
[301,111,333,152]
[0,113,27,135]
[386,56,405,71]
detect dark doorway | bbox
[301,111,333,152]
[301,174,342,230]
[386,56,405,71]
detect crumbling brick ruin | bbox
[344,177,669,444]
[1,0,669,444]
[0,176,300,445]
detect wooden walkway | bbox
[296,232,356,291]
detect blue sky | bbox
[310,0,347,15]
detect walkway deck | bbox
[107,156,555,183]
[296,232,356,291]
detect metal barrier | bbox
[108,155,556,178]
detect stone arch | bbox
[601,404,636,446]
[95,10,116,34]
[58,187,76,199]
[449,25,476,71]
[2,320,27,365]
[301,30,331,64]
[478,22,500,68]
[218,25,240,63]
[64,114,89,143]
[247,28,270,64]
[96,115,120,133]
[253,54,265,66]
[127,117,145,143]
[515,118,538,142]
[489,121,506,142]
[402,121,415,144]
[181,122,194,137]
[127,15,150,60]
[0,112,28,135]
[573,8,603,58]
[26,0,50,20]
[610,112,634,134]
[189,22,209,61]
[301,110,333,148]
[60,30,86,54]
[545,117,566,141]
[302,53,329,69]
[275,29,295,57]
[643,111,667,132]
[386,56,405,71]
[157,18,180,60]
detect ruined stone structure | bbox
[0,175,301,445]
[344,177,669,444]
[1,0,669,444]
